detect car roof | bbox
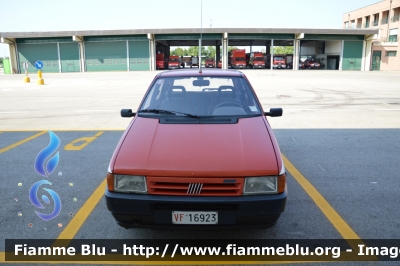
[157,69,245,78]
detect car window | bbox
[139,76,262,117]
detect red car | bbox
[205,58,215,68]
[105,69,287,229]
[303,58,321,69]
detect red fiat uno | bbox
[105,69,286,229]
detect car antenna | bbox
[199,0,203,74]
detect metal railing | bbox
[378,36,398,42]
[388,35,398,42]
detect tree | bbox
[170,47,185,56]
[228,46,238,53]
[271,46,294,54]
[187,46,198,56]
[204,46,216,58]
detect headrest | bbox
[218,86,235,100]
[168,86,186,98]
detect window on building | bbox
[344,22,349,28]
[386,51,397,57]
[373,14,379,26]
[388,28,398,42]
[365,16,370,28]
[391,7,400,22]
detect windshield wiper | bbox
[139,109,199,118]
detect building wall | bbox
[372,44,399,70]
[325,41,342,54]
[300,42,316,56]
[343,0,400,70]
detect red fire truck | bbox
[156,54,165,70]
[230,49,246,69]
[168,55,180,70]
[250,52,266,69]
[272,55,286,69]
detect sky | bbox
[0,0,383,57]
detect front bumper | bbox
[253,65,265,69]
[273,64,286,68]
[105,188,287,230]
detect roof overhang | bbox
[0,28,379,39]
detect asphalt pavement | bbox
[1,69,400,265]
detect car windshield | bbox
[169,58,179,62]
[274,57,284,61]
[235,57,245,61]
[139,76,262,117]
[255,57,264,61]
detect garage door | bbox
[17,43,59,73]
[129,41,150,71]
[85,42,127,71]
[60,43,80,72]
[342,41,363,70]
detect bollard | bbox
[23,64,30,83]
[23,69,30,83]
[37,70,44,85]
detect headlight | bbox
[243,176,277,195]
[115,175,147,193]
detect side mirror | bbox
[121,109,135,117]
[264,108,283,117]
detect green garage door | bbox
[85,42,127,71]
[17,43,59,73]
[342,41,363,70]
[129,41,150,71]
[60,43,80,72]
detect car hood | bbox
[113,117,278,177]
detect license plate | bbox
[172,211,218,224]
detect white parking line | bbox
[74,110,117,112]
[374,109,400,111]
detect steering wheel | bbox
[212,101,243,113]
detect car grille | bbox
[147,177,244,196]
